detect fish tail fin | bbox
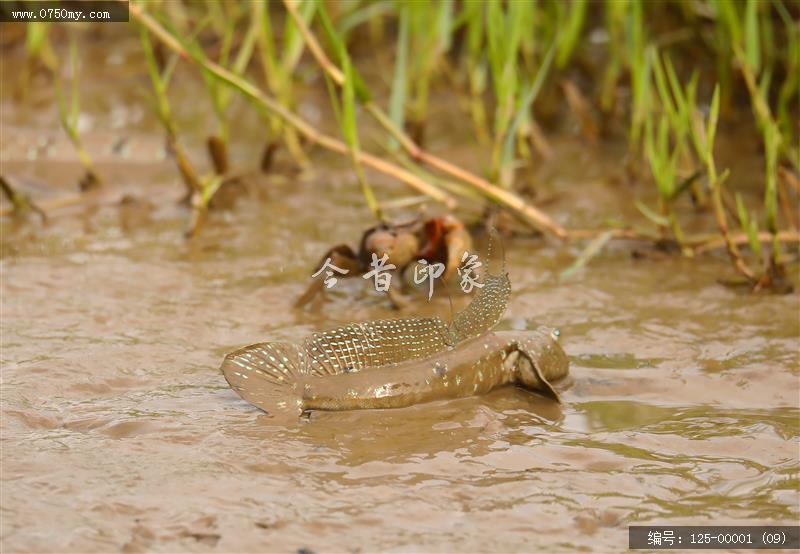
[220,341,307,420]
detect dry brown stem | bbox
[130,3,455,209]
[281,0,567,239]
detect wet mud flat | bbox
[2,168,798,552]
[2,32,799,554]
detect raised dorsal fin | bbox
[447,225,511,343]
[301,317,451,375]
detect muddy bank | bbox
[2,170,798,551]
[2,29,799,554]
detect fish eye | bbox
[551,328,561,340]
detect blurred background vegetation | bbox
[3,0,800,292]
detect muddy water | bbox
[3,35,800,554]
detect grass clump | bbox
[11,0,798,291]
[55,35,101,191]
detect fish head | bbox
[497,327,570,401]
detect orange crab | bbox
[295,214,473,308]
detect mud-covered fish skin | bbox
[302,328,566,411]
[299,270,512,377]
[221,231,569,418]
[221,327,567,417]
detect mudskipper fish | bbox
[221,235,569,420]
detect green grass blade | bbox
[283,0,317,72]
[435,0,455,55]
[556,0,587,68]
[340,48,381,220]
[255,0,279,92]
[670,170,702,201]
[388,4,409,151]
[341,55,358,148]
[735,192,750,230]
[69,36,79,128]
[744,0,760,72]
[336,0,395,38]
[748,218,762,256]
[232,15,259,75]
[317,3,371,103]
[635,200,670,227]
[651,50,678,129]
[706,84,721,159]
[764,121,779,233]
[501,39,556,169]
[323,72,343,132]
[25,22,49,57]
[560,230,615,280]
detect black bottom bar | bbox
[629,526,800,550]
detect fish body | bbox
[222,327,567,419]
[302,328,568,411]
[221,236,570,419]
